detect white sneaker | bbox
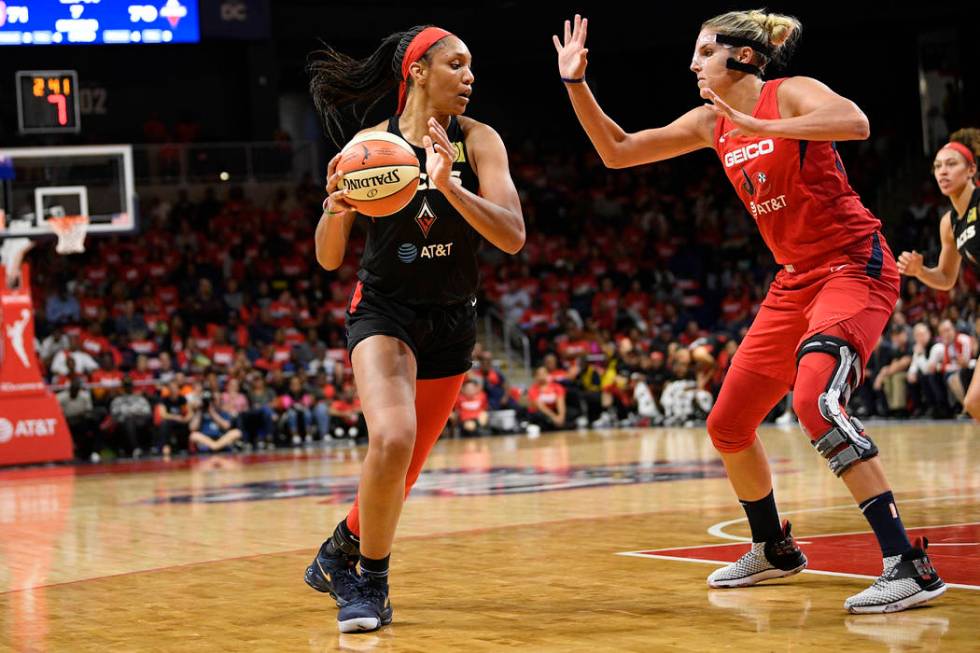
[707,521,807,588]
[844,538,946,614]
[591,411,616,429]
[775,411,795,426]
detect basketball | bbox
[337,131,420,217]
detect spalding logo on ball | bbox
[338,132,420,217]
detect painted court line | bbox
[620,519,980,591]
[615,551,980,591]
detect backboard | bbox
[0,144,136,238]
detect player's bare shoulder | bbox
[458,116,504,175]
[692,104,719,144]
[458,115,500,145]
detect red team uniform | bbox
[713,78,899,392]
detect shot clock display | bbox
[16,70,81,134]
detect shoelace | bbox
[871,561,902,589]
[357,580,389,606]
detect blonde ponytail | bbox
[703,8,802,69]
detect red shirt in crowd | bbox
[527,381,565,414]
[455,390,488,421]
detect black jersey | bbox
[355,115,483,306]
[951,187,980,267]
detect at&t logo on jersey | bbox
[724,138,775,168]
[749,195,788,218]
[397,242,454,263]
[397,243,418,263]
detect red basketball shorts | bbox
[731,232,900,386]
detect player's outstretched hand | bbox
[553,14,589,80]
[896,250,923,277]
[701,87,768,138]
[422,117,457,191]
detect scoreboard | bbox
[16,71,81,134]
[0,1,200,46]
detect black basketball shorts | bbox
[345,281,477,380]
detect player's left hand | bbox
[423,117,458,192]
[701,87,768,138]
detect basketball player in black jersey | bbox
[303,25,524,633]
[898,128,980,419]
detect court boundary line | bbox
[618,519,980,591]
[3,493,977,596]
[615,552,980,591]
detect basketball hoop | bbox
[49,215,89,254]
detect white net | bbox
[50,215,89,254]
[0,237,34,287]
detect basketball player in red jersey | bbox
[897,129,980,419]
[555,10,945,613]
[305,26,524,632]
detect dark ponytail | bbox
[307,25,434,148]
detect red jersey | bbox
[713,78,880,266]
[527,381,565,413]
[455,391,488,421]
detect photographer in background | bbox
[189,388,243,453]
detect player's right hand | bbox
[553,14,589,80]
[324,152,355,217]
[896,250,923,277]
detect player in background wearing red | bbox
[897,128,980,419]
[304,26,524,632]
[554,9,945,613]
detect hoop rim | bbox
[48,214,90,234]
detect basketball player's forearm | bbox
[440,183,524,255]
[757,103,869,141]
[563,83,629,166]
[914,266,956,291]
[314,211,354,270]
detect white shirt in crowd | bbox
[926,333,975,376]
[49,349,100,377]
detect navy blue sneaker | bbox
[337,576,393,633]
[305,539,359,606]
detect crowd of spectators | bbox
[21,140,979,463]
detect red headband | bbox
[940,142,976,166]
[397,27,452,114]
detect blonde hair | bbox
[950,127,980,160]
[703,8,801,69]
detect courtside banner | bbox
[0,270,72,466]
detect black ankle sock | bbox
[859,491,911,558]
[359,554,390,582]
[326,519,359,556]
[740,490,783,543]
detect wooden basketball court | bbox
[2,421,977,651]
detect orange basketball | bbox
[337,131,420,217]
